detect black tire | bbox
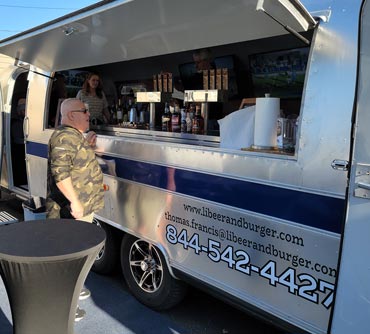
[92,220,120,275]
[121,234,187,311]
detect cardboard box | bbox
[222,68,228,90]
[168,73,173,93]
[153,74,158,91]
[158,74,162,92]
[163,73,168,92]
[209,69,215,89]
[216,69,222,90]
[203,70,209,90]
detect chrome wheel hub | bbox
[129,240,163,293]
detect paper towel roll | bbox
[253,97,280,149]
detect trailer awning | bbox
[0,0,316,72]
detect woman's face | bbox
[88,75,100,89]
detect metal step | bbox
[0,211,19,225]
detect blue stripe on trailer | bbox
[108,156,344,234]
[26,142,48,159]
[26,141,344,234]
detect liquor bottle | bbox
[171,105,181,132]
[185,112,192,133]
[116,98,123,124]
[110,103,117,124]
[122,98,128,123]
[180,108,187,133]
[162,102,171,131]
[192,104,204,135]
[127,98,133,111]
[186,104,195,133]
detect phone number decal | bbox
[166,224,334,309]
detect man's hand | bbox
[85,131,97,148]
[70,200,84,219]
[56,177,84,219]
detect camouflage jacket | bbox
[46,125,104,218]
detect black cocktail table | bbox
[0,219,105,334]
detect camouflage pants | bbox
[46,200,63,219]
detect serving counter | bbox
[93,124,221,148]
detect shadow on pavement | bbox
[77,270,282,334]
[77,272,187,334]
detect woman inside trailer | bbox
[76,72,110,125]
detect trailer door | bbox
[0,81,3,180]
[330,1,370,333]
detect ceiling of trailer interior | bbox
[0,0,316,72]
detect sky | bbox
[0,1,99,40]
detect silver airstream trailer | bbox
[0,1,369,333]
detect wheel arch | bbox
[94,216,180,280]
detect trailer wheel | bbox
[92,220,119,274]
[121,234,187,310]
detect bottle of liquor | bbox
[186,103,195,133]
[162,102,171,131]
[185,112,192,133]
[180,108,187,133]
[116,98,123,124]
[110,103,117,124]
[187,104,195,133]
[171,104,181,132]
[127,98,133,112]
[192,104,204,135]
[122,98,128,123]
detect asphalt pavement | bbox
[0,271,282,334]
[0,193,284,334]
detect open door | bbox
[0,81,3,183]
[9,71,29,192]
[330,1,370,333]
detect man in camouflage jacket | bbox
[46,98,104,222]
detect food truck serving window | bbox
[45,29,312,158]
[19,0,315,155]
